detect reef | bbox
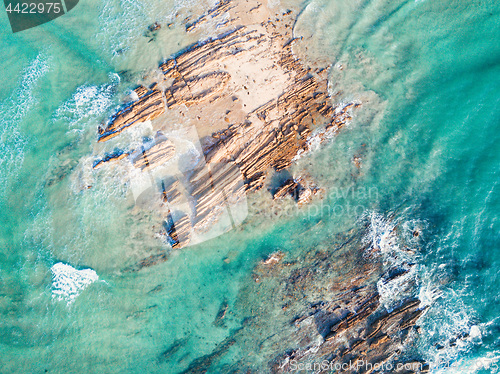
[165,225,430,373]
[88,1,434,371]
[249,228,429,374]
[93,0,357,253]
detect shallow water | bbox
[0,0,499,372]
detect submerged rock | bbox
[148,22,161,32]
[213,299,229,327]
[172,224,432,373]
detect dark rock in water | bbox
[272,175,320,205]
[213,299,229,327]
[272,178,298,200]
[116,69,136,83]
[147,284,163,294]
[125,252,168,272]
[45,158,78,186]
[180,328,242,374]
[126,304,158,320]
[144,22,161,42]
[158,338,189,363]
[93,149,129,169]
[147,226,435,373]
[148,22,161,32]
[216,227,434,373]
[163,211,191,249]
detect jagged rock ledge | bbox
[163,225,432,373]
[93,0,359,257]
[88,1,435,371]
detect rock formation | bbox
[93,0,358,255]
[272,175,321,205]
[168,225,431,373]
[273,178,299,200]
[87,1,435,371]
[98,85,165,142]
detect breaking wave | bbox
[51,262,99,305]
[54,73,119,133]
[0,54,50,197]
[364,211,496,373]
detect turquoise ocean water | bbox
[0,0,499,372]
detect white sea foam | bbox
[417,279,443,308]
[426,351,500,374]
[364,212,492,373]
[0,54,50,196]
[365,212,416,265]
[51,262,99,304]
[364,212,424,311]
[54,73,119,132]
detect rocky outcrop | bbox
[213,299,229,327]
[92,150,129,169]
[273,178,299,200]
[163,211,191,249]
[98,86,165,142]
[272,176,321,205]
[86,1,436,371]
[164,71,231,108]
[184,0,234,33]
[93,0,358,255]
[170,225,432,373]
[131,133,176,171]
